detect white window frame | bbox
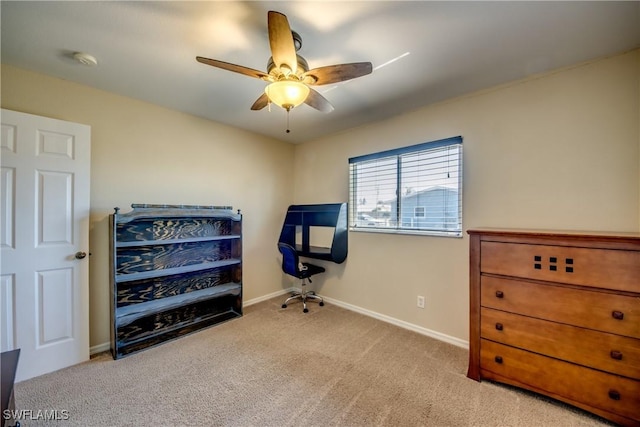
[348,136,463,237]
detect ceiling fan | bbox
[196,11,372,116]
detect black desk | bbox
[278,203,348,264]
[1,349,20,427]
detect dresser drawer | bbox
[481,339,640,422]
[481,276,640,339]
[481,307,640,379]
[481,241,640,292]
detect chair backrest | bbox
[278,242,299,278]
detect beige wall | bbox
[1,64,295,349]
[293,50,640,342]
[1,49,638,350]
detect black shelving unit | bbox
[110,204,242,358]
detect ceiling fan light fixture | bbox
[265,80,309,110]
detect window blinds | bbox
[348,136,463,236]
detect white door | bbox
[1,109,90,382]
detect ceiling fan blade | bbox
[304,88,334,113]
[268,11,297,74]
[303,62,373,86]
[250,93,269,111]
[196,56,269,80]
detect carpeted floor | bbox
[13,297,613,426]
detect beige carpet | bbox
[14,297,612,426]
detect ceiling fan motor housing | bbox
[267,55,309,79]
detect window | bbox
[348,136,462,237]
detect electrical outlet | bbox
[417,295,425,309]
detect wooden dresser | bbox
[467,229,640,426]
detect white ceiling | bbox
[2,1,639,143]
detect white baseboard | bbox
[243,288,293,307]
[321,295,469,349]
[90,342,111,356]
[246,289,468,349]
[92,289,467,355]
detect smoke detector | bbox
[73,52,98,66]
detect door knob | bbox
[75,251,87,260]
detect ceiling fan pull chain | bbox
[286,108,291,133]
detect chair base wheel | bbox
[281,290,324,313]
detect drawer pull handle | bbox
[494,356,503,364]
[612,311,624,320]
[608,390,621,401]
[495,323,503,331]
[495,290,504,299]
[610,350,623,360]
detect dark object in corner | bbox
[1,349,20,427]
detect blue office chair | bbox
[279,242,325,313]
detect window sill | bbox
[349,227,463,238]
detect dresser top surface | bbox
[467,228,640,243]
